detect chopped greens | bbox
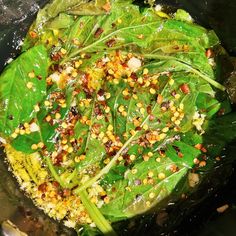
[0,0,236,235]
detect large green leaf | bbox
[99,113,236,222]
[100,156,189,221]
[0,45,49,136]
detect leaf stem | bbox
[79,190,117,236]
[61,21,159,64]
[141,53,226,91]
[188,66,226,91]
[45,156,67,187]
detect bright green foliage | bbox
[0,1,236,235]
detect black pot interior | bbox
[0,0,236,235]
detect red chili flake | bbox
[195,143,203,150]
[173,145,184,158]
[173,145,180,152]
[134,179,142,186]
[113,146,120,152]
[180,84,190,94]
[106,38,116,47]
[54,153,63,166]
[57,190,63,197]
[73,88,81,96]
[130,72,138,81]
[101,194,108,200]
[178,152,184,158]
[70,106,79,116]
[51,64,63,73]
[94,27,104,38]
[105,140,113,149]
[37,75,42,80]
[124,160,131,166]
[173,45,180,50]
[92,123,101,134]
[108,149,118,157]
[98,89,105,96]
[82,73,89,85]
[159,149,166,157]
[150,84,159,90]
[169,164,179,173]
[29,31,37,38]
[71,137,77,145]
[147,105,152,114]
[67,129,75,136]
[124,96,131,101]
[157,94,163,104]
[135,126,142,131]
[38,182,47,192]
[121,62,128,68]
[19,123,24,129]
[63,189,71,197]
[102,2,111,12]
[78,137,83,144]
[94,104,103,116]
[161,101,170,110]
[50,53,61,61]
[217,108,225,116]
[8,114,14,120]
[111,23,116,28]
[52,181,59,188]
[205,49,213,58]
[171,90,177,97]
[85,93,93,99]
[149,114,155,121]
[48,119,54,126]
[115,50,120,57]
[84,54,91,59]
[201,147,207,153]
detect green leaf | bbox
[46,13,75,29]
[0,45,49,136]
[35,0,108,30]
[78,225,101,236]
[11,85,73,153]
[196,93,221,118]
[174,9,193,23]
[67,0,108,16]
[100,155,189,221]
[203,113,236,156]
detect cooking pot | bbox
[0,0,236,235]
